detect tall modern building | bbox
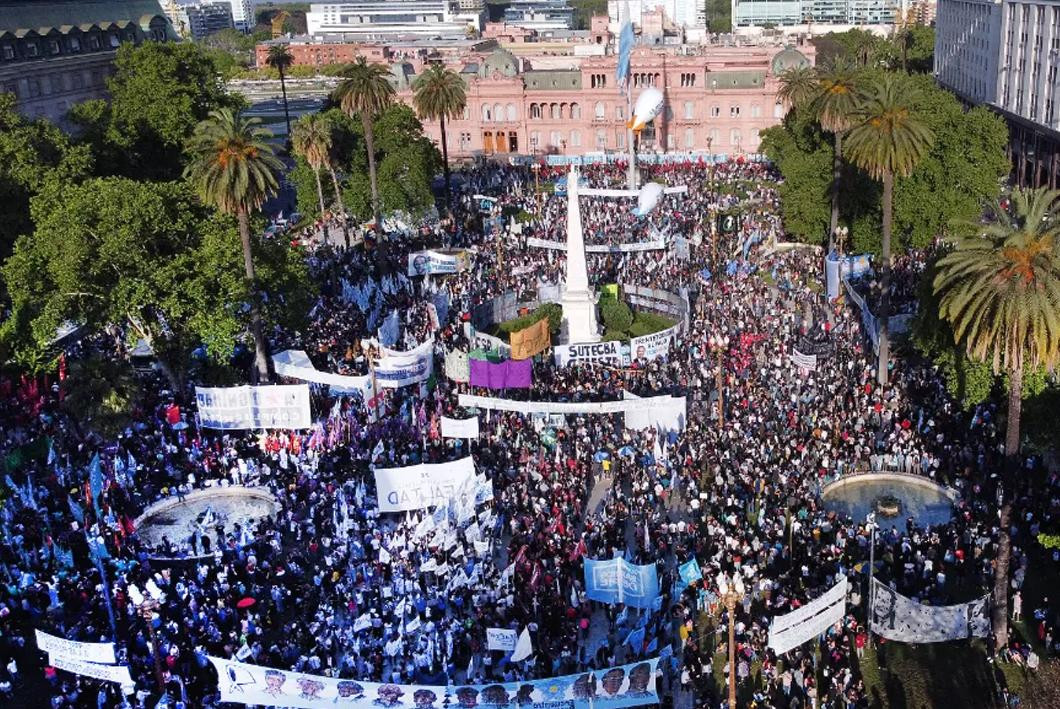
[503,0,575,30]
[607,0,703,29]
[730,0,897,27]
[181,1,236,39]
[935,0,1060,186]
[227,0,256,33]
[0,0,177,125]
[305,1,484,38]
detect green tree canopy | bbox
[0,178,310,386]
[69,42,241,181]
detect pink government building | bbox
[390,42,814,160]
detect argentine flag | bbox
[616,0,634,87]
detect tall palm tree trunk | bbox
[829,131,843,248]
[279,68,292,147]
[329,167,350,248]
[361,114,382,236]
[993,361,1023,650]
[877,170,893,386]
[312,166,329,242]
[238,209,270,382]
[439,114,452,213]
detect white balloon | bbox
[629,88,664,132]
[633,182,664,217]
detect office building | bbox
[305,1,484,39]
[935,0,1060,186]
[181,2,236,40]
[730,0,897,28]
[503,0,575,31]
[227,0,256,33]
[607,0,703,30]
[0,0,177,125]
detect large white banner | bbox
[622,392,687,432]
[195,385,311,430]
[458,393,680,416]
[208,656,661,709]
[374,457,475,513]
[630,326,678,362]
[272,350,372,395]
[407,250,467,276]
[768,576,848,655]
[554,340,624,367]
[789,349,818,371]
[441,416,479,439]
[48,654,134,688]
[486,627,518,652]
[375,339,434,389]
[526,237,667,253]
[870,579,991,643]
[36,629,116,665]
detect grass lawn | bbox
[857,639,1003,709]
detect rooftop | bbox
[0,0,177,39]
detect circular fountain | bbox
[820,472,958,527]
[134,486,279,558]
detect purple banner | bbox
[469,358,532,390]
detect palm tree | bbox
[811,60,861,246]
[844,74,934,385]
[933,187,1060,650]
[334,58,395,232]
[184,108,283,382]
[291,113,333,238]
[776,66,818,114]
[323,114,350,247]
[265,44,295,144]
[412,63,467,212]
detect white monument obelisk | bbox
[560,166,600,343]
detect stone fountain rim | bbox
[819,471,960,505]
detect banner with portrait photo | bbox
[584,557,660,610]
[407,250,468,277]
[629,326,678,362]
[208,655,660,709]
[195,385,311,430]
[509,318,551,360]
[869,578,990,643]
[375,339,434,389]
[768,576,848,655]
[374,457,476,513]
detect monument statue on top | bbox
[559,165,600,343]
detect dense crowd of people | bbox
[0,157,1055,709]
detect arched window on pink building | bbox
[507,104,517,121]
[482,104,492,121]
[571,103,581,119]
[594,102,605,119]
[494,104,503,122]
[530,104,541,119]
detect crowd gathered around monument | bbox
[0,157,1057,709]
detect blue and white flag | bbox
[88,454,103,516]
[584,557,660,609]
[616,0,634,87]
[678,558,703,587]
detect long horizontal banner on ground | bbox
[407,250,468,277]
[458,393,681,416]
[768,576,848,655]
[584,557,660,610]
[526,237,667,253]
[36,629,117,665]
[554,340,624,367]
[273,350,372,395]
[869,578,990,643]
[48,653,134,688]
[374,457,476,513]
[208,656,660,709]
[376,339,434,389]
[195,385,311,430]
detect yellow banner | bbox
[509,318,551,360]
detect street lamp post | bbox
[866,512,877,648]
[129,583,167,697]
[717,572,748,709]
[834,225,849,258]
[708,333,730,428]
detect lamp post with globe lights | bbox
[717,571,749,709]
[128,581,167,697]
[709,333,730,428]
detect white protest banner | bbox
[554,340,624,367]
[375,339,434,389]
[272,350,372,395]
[768,576,848,655]
[458,392,681,416]
[630,326,678,362]
[195,385,311,430]
[790,349,818,371]
[48,654,133,687]
[526,237,667,253]
[407,250,467,277]
[36,630,117,665]
[444,350,470,383]
[486,627,518,652]
[208,655,661,709]
[622,393,687,433]
[870,578,991,643]
[374,457,475,513]
[441,416,479,439]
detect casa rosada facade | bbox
[388,44,814,159]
